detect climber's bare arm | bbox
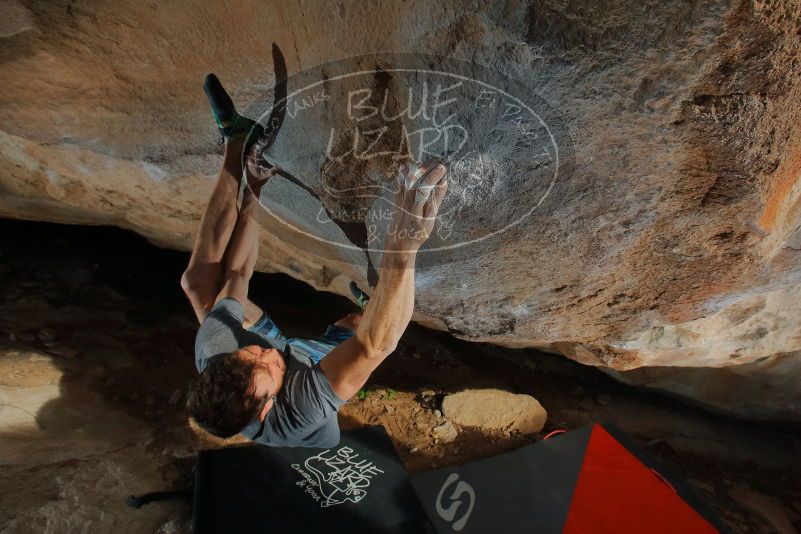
[321,160,447,400]
[319,252,417,401]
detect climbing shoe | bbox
[349,281,370,310]
[203,73,262,144]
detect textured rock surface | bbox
[442,389,548,434]
[1,1,800,419]
[431,420,459,443]
[728,485,800,534]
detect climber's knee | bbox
[181,268,216,316]
[180,269,198,299]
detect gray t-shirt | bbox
[194,298,345,448]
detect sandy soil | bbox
[0,220,799,533]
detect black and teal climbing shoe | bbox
[349,281,370,310]
[203,73,262,144]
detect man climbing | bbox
[182,74,448,447]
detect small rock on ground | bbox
[37,328,57,341]
[432,420,458,443]
[442,389,547,435]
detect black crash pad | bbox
[192,425,428,533]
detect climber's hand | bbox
[385,159,448,253]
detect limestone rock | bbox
[46,346,79,359]
[442,389,547,435]
[0,0,35,38]
[168,389,182,406]
[431,420,458,443]
[0,1,800,420]
[0,362,152,466]
[728,486,799,534]
[37,328,56,342]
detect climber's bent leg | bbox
[334,312,362,331]
[181,139,263,325]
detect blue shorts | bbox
[247,314,354,364]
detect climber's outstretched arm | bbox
[320,160,447,400]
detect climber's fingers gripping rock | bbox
[387,159,448,252]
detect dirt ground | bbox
[0,220,799,533]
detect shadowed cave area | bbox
[0,221,799,532]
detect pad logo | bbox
[436,473,475,531]
[292,446,385,508]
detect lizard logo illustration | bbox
[302,446,385,508]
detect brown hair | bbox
[186,353,267,438]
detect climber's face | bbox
[236,345,286,421]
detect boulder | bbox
[442,389,547,435]
[0,1,799,420]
